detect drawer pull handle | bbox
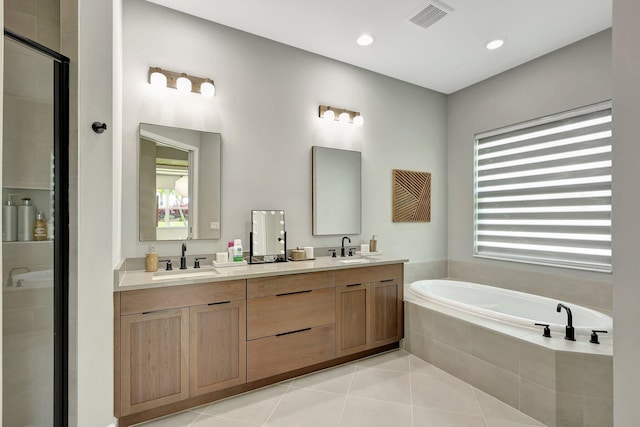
[276,327,312,337]
[276,290,312,297]
[208,301,231,306]
[141,308,171,315]
[347,283,362,287]
[380,279,395,283]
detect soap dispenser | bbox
[146,245,158,272]
[369,235,377,253]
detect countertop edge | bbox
[114,257,409,292]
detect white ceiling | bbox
[145,0,612,94]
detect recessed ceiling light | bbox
[486,38,506,50]
[357,34,374,46]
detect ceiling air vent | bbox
[407,1,452,29]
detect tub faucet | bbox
[180,243,187,270]
[556,303,575,341]
[6,266,30,287]
[340,236,351,257]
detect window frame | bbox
[473,101,613,273]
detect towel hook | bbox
[92,122,107,134]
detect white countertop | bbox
[115,255,408,292]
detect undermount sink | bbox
[338,258,369,264]
[152,266,219,281]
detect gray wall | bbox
[122,0,448,263]
[612,0,640,423]
[446,30,613,310]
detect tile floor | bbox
[135,350,545,427]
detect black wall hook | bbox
[92,122,107,134]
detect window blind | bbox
[474,102,612,272]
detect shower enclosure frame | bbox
[4,29,70,427]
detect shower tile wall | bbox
[5,0,60,51]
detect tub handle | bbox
[534,323,551,338]
[590,330,608,344]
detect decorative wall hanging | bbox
[392,169,431,222]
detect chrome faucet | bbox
[6,266,30,287]
[180,243,188,270]
[556,303,575,341]
[340,236,351,257]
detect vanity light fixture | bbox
[147,67,216,97]
[318,105,364,126]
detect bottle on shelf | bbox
[17,198,35,241]
[2,196,18,242]
[33,211,48,241]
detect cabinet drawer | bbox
[121,280,246,315]
[247,324,336,381]
[335,264,403,286]
[247,271,334,298]
[247,287,335,339]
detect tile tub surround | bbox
[403,299,613,427]
[133,349,544,427]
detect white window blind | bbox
[474,102,612,272]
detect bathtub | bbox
[5,269,54,290]
[408,279,612,337]
[404,279,614,426]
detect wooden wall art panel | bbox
[392,169,431,222]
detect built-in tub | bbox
[408,279,612,336]
[5,269,53,290]
[403,279,613,427]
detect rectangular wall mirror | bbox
[139,123,221,241]
[312,146,361,235]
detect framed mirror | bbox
[312,146,361,235]
[138,123,221,241]
[250,210,286,263]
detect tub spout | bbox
[556,303,575,341]
[6,266,30,287]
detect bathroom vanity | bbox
[113,257,406,426]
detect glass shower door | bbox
[2,34,61,427]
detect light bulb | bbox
[357,34,374,46]
[323,109,335,120]
[353,115,364,127]
[176,75,192,93]
[149,70,167,88]
[200,80,215,97]
[339,112,350,123]
[486,38,506,50]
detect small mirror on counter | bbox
[138,123,221,241]
[250,210,287,263]
[312,146,361,235]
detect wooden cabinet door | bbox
[120,308,189,415]
[370,280,403,347]
[189,301,246,396]
[336,283,370,356]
